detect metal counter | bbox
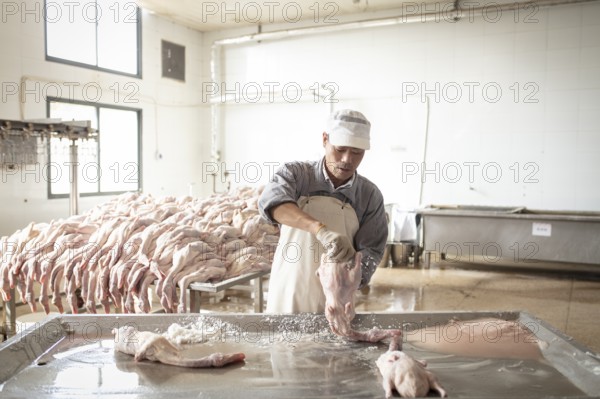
[189,270,269,313]
[0,311,599,398]
[418,206,600,270]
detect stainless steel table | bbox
[1,311,599,398]
[418,206,600,271]
[188,270,269,313]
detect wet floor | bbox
[361,262,600,355]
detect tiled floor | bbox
[5,260,600,355]
[360,262,600,354]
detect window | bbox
[45,0,141,77]
[47,98,141,197]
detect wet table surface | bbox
[0,312,598,398]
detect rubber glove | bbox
[315,225,355,262]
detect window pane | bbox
[48,138,71,195]
[45,0,139,75]
[49,138,99,195]
[97,0,138,74]
[49,102,98,130]
[46,0,97,65]
[99,108,139,192]
[49,102,99,195]
[48,101,139,196]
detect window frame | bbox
[43,0,143,79]
[46,97,143,199]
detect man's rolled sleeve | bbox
[258,163,302,224]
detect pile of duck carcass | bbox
[0,187,279,314]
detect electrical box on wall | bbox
[162,40,185,82]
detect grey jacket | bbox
[258,157,388,287]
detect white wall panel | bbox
[207,1,600,211]
[0,2,207,236]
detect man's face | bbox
[322,132,366,186]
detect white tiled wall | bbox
[206,1,600,211]
[0,2,207,236]
[1,1,599,237]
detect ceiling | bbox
[135,0,415,32]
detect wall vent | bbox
[162,40,185,82]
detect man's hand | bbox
[315,225,355,262]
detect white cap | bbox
[326,109,371,150]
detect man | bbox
[258,109,387,313]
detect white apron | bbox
[266,195,359,313]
